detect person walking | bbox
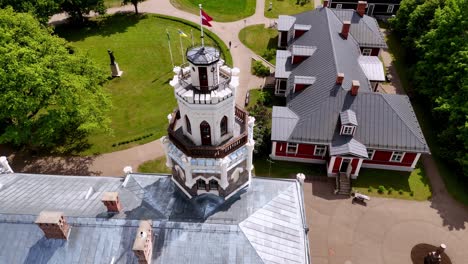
[229,41,231,49]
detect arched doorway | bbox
[200,121,211,145]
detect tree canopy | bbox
[122,0,147,14]
[390,0,468,177]
[0,0,63,24]
[0,8,111,152]
[61,0,106,23]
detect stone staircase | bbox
[336,172,351,196]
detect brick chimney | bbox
[336,73,345,85]
[133,220,153,264]
[340,21,351,39]
[357,1,367,17]
[102,192,122,213]
[323,0,329,8]
[351,80,360,96]
[35,211,71,240]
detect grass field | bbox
[55,14,231,155]
[170,0,255,22]
[104,0,122,8]
[138,156,172,173]
[383,28,468,205]
[265,0,314,18]
[352,166,432,201]
[239,24,278,64]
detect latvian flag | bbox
[201,10,213,27]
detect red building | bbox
[272,6,429,181]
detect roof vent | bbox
[35,211,71,240]
[133,220,153,264]
[340,21,351,40]
[357,1,367,17]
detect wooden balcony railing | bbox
[168,106,248,159]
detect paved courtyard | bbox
[303,178,468,264]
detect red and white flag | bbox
[201,10,213,27]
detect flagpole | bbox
[199,4,204,47]
[166,29,174,68]
[179,33,185,63]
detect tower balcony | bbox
[167,106,248,159]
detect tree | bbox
[0,0,63,24]
[389,0,424,36]
[122,0,147,14]
[0,8,111,151]
[60,0,106,23]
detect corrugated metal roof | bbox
[330,138,368,158]
[294,24,312,30]
[291,45,317,56]
[0,173,309,263]
[332,9,387,48]
[186,46,220,65]
[358,55,385,81]
[275,50,292,78]
[340,109,358,125]
[278,15,296,31]
[272,106,299,141]
[295,76,316,85]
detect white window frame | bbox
[387,5,394,13]
[287,143,298,154]
[336,4,343,9]
[367,149,375,160]
[314,145,327,157]
[342,125,354,135]
[390,151,405,162]
[362,48,372,56]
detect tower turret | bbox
[162,45,255,199]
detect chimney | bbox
[357,1,367,17]
[133,220,153,264]
[35,211,71,240]
[351,80,360,96]
[336,73,345,85]
[340,21,351,39]
[323,0,329,8]
[102,192,122,213]
[0,156,13,174]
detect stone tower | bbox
[161,45,255,199]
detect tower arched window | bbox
[185,115,192,134]
[200,121,211,145]
[196,179,206,190]
[209,179,219,190]
[220,116,228,136]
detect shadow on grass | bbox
[267,36,279,50]
[54,12,143,42]
[353,169,412,192]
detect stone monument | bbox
[108,49,123,77]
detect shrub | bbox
[398,189,404,195]
[262,49,276,62]
[378,185,386,194]
[252,61,270,77]
[388,187,394,194]
[368,187,373,193]
[410,191,414,197]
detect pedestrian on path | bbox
[229,41,231,49]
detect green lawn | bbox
[55,14,231,155]
[265,0,314,18]
[254,158,325,178]
[138,156,172,173]
[384,28,468,205]
[352,166,431,201]
[170,0,255,22]
[239,24,278,64]
[104,0,122,8]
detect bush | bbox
[378,185,386,194]
[252,61,270,77]
[398,189,404,195]
[388,187,394,194]
[262,49,276,62]
[410,191,414,197]
[368,187,373,193]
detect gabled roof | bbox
[278,15,296,31]
[0,173,309,264]
[272,106,299,141]
[332,9,387,48]
[340,109,358,126]
[275,50,293,78]
[358,55,386,81]
[330,137,368,158]
[291,45,317,56]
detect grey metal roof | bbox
[291,45,317,56]
[294,24,312,30]
[272,8,429,153]
[186,46,220,65]
[340,109,358,126]
[295,76,316,85]
[358,55,386,81]
[275,50,292,78]
[330,137,368,158]
[0,173,309,263]
[332,9,387,48]
[272,106,299,141]
[278,15,296,31]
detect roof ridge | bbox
[325,8,339,76]
[381,94,428,148]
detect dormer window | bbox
[339,110,358,136]
[342,125,355,135]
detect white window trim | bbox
[314,145,327,157]
[367,149,375,160]
[362,48,372,56]
[387,5,394,13]
[336,4,342,9]
[287,143,298,154]
[341,125,355,135]
[389,151,405,163]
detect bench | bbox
[353,192,370,203]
